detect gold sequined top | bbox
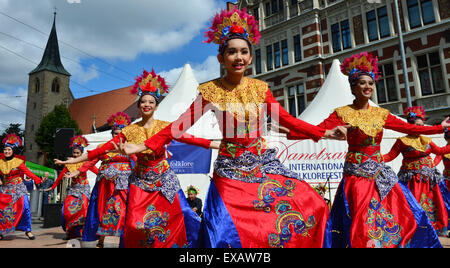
[198,77,267,122]
[121,119,171,154]
[399,135,432,152]
[0,157,23,175]
[335,105,390,137]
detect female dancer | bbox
[285,52,448,248]
[74,112,135,248]
[0,134,42,240]
[55,69,218,248]
[383,106,450,235]
[432,131,450,236]
[119,9,348,248]
[49,135,98,240]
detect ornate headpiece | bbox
[70,135,89,152]
[131,69,169,101]
[107,112,131,131]
[186,185,199,195]
[340,52,380,85]
[203,8,260,51]
[2,133,23,148]
[403,106,426,123]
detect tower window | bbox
[52,78,60,93]
[35,78,40,93]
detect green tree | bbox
[35,104,82,168]
[0,123,25,154]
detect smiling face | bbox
[72,148,82,158]
[351,74,375,101]
[218,38,253,79]
[3,146,13,158]
[414,118,424,126]
[139,94,158,118]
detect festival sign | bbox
[166,140,212,174]
[266,135,348,198]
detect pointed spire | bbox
[29,12,70,76]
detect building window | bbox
[255,49,262,74]
[367,6,390,42]
[287,84,306,117]
[51,78,60,93]
[331,19,351,53]
[33,102,37,110]
[294,34,302,62]
[376,63,398,104]
[266,45,273,71]
[34,78,40,93]
[407,0,435,29]
[417,52,444,96]
[281,39,289,66]
[252,8,259,23]
[274,42,281,68]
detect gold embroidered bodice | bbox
[66,162,87,173]
[198,77,267,122]
[0,157,23,175]
[335,105,390,137]
[121,119,170,154]
[399,135,432,152]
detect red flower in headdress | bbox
[107,112,132,129]
[131,69,169,97]
[70,135,89,149]
[403,106,426,121]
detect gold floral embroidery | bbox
[98,143,119,158]
[66,162,87,173]
[198,77,267,122]
[0,157,23,175]
[121,120,171,154]
[335,105,389,137]
[399,135,432,152]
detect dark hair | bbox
[219,35,253,56]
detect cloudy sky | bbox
[0,0,230,132]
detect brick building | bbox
[233,0,450,124]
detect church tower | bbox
[24,13,74,164]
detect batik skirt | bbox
[0,183,32,235]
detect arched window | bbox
[35,78,40,93]
[51,78,60,93]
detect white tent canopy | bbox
[83,64,220,202]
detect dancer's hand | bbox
[324,125,350,140]
[210,141,221,149]
[113,138,147,155]
[64,170,80,179]
[269,122,290,134]
[441,117,450,129]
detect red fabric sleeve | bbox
[382,139,403,163]
[286,111,345,140]
[429,141,450,155]
[51,167,67,190]
[89,165,99,175]
[434,155,443,167]
[19,163,42,185]
[78,158,99,173]
[175,133,212,149]
[145,95,211,152]
[265,90,326,142]
[384,114,444,135]
[87,133,125,160]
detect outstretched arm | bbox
[50,167,68,190]
[19,163,42,185]
[384,114,447,136]
[383,139,403,163]
[429,141,450,156]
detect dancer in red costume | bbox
[49,135,98,240]
[56,69,218,248]
[118,9,347,248]
[62,112,136,247]
[383,106,450,235]
[0,134,42,240]
[286,52,448,248]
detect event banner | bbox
[167,140,212,174]
[266,136,348,186]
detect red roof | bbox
[69,86,138,134]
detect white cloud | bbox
[0,0,220,88]
[0,88,28,133]
[160,55,220,87]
